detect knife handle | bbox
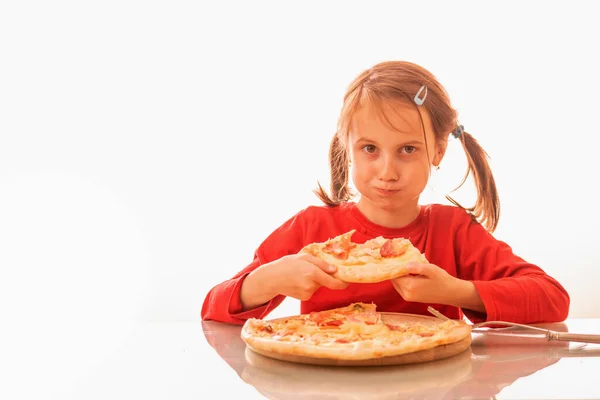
[549,332,600,344]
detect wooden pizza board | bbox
[245,312,472,367]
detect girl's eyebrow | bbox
[354,137,424,146]
[354,136,380,144]
[400,140,425,146]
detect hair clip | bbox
[451,125,464,139]
[414,85,428,106]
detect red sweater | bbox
[201,202,569,325]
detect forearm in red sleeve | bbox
[200,257,286,325]
[455,216,570,324]
[200,208,310,324]
[467,270,570,324]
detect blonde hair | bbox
[314,60,500,232]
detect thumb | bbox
[314,269,349,290]
[404,262,429,276]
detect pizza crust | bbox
[242,327,471,361]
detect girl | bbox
[201,61,569,325]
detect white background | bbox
[1,1,599,397]
[1,0,598,325]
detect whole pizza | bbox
[241,303,472,364]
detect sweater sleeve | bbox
[200,209,309,325]
[454,211,570,324]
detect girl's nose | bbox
[378,155,399,182]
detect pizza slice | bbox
[299,230,428,283]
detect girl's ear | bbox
[432,140,448,167]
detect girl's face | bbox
[348,100,445,216]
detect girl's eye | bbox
[363,145,377,154]
[402,146,416,154]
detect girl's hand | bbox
[241,254,349,309]
[265,253,349,300]
[391,262,469,306]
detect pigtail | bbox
[446,130,500,233]
[314,134,353,206]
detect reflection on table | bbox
[202,319,600,400]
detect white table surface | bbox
[3,318,599,399]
